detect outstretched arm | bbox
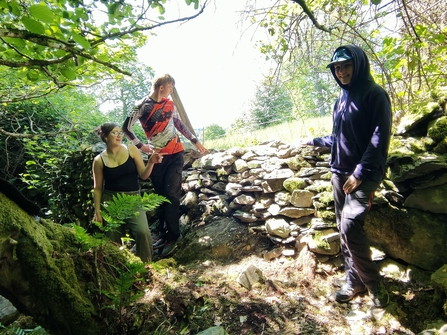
[194,140,209,154]
[122,107,154,154]
[172,107,209,153]
[129,144,165,180]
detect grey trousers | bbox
[332,173,381,288]
[102,190,153,262]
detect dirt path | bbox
[134,252,444,335]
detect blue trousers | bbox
[332,173,381,288]
[150,151,184,242]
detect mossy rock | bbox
[317,191,334,206]
[315,210,336,221]
[434,137,447,154]
[366,205,447,271]
[386,137,447,181]
[285,155,311,171]
[432,86,447,105]
[0,192,146,335]
[283,177,307,192]
[388,136,427,159]
[431,264,447,299]
[428,116,447,142]
[396,101,443,136]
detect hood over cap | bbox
[328,44,374,90]
[326,47,353,67]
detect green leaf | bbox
[61,67,77,80]
[108,2,119,15]
[7,0,20,16]
[26,69,41,81]
[29,4,56,23]
[371,0,381,5]
[72,32,91,50]
[22,17,46,35]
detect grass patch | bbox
[203,116,332,150]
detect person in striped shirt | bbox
[123,73,208,257]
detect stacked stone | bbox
[181,141,343,257]
[180,89,447,271]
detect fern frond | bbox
[100,193,168,231]
[72,224,105,250]
[141,192,170,211]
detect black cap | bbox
[327,47,353,68]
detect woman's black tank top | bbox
[101,150,139,192]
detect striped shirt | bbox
[123,96,197,155]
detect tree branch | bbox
[288,0,333,33]
[91,1,208,46]
[401,0,422,43]
[0,127,78,138]
[0,33,131,76]
[0,1,210,74]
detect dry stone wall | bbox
[180,87,447,271]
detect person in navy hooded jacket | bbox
[306,45,392,308]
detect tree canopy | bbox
[244,0,447,119]
[204,123,226,140]
[0,0,207,103]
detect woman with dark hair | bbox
[92,122,164,262]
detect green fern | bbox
[72,224,106,250]
[98,193,169,233]
[101,262,147,312]
[73,193,167,250]
[0,323,47,334]
[68,192,168,327]
[140,192,170,211]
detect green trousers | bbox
[102,190,153,262]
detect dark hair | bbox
[95,122,120,142]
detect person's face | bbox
[107,127,123,144]
[333,60,354,85]
[160,82,174,98]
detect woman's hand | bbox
[93,211,103,224]
[149,152,166,164]
[140,144,154,154]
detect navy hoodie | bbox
[310,45,392,183]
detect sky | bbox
[137,0,274,130]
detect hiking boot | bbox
[334,277,346,288]
[152,238,166,250]
[161,239,179,258]
[369,282,389,308]
[335,283,367,303]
